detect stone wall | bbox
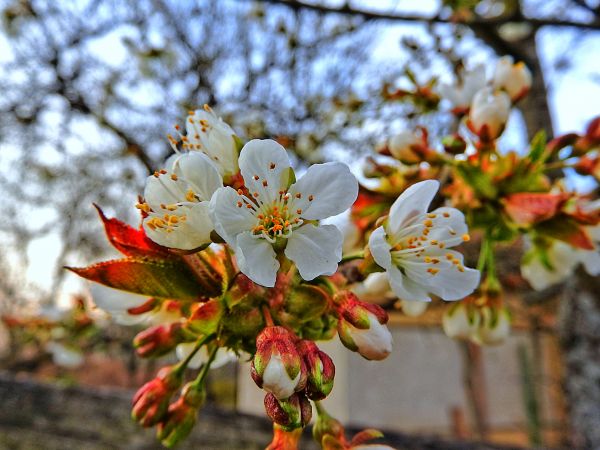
[0,373,532,450]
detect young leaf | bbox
[67,258,210,300]
[94,204,173,259]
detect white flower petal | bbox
[387,265,431,302]
[186,109,239,175]
[143,172,186,208]
[143,201,213,250]
[209,187,257,245]
[288,162,358,220]
[285,224,343,280]
[426,207,469,245]
[176,343,237,370]
[238,139,291,203]
[262,351,300,400]
[349,313,393,361]
[172,152,222,201]
[235,231,280,287]
[90,284,148,314]
[368,226,393,271]
[579,248,600,276]
[387,180,439,237]
[400,300,428,317]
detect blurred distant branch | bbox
[258,0,600,30]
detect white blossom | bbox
[369,180,480,302]
[492,56,532,101]
[142,152,222,250]
[261,351,301,400]
[184,106,239,176]
[175,343,237,370]
[439,64,487,111]
[521,228,600,291]
[210,139,358,287]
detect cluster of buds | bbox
[252,326,336,430]
[335,292,393,361]
[442,295,511,345]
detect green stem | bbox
[340,251,364,264]
[191,345,219,389]
[174,334,214,376]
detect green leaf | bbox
[67,258,209,301]
[527,130,547,163]
[455,164,498,199]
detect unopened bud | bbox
[476,306,511,345]
[252,326,306,399]
[134,322,184,358]
[442,302,480,340]
[492,57,532,102]
[388,129,430,164]
[297,340,335,400]
[442,134,467,155]
[131,366,182,427]
[264,392,312,431]
[336,292,393,361]
[186,299,223,335]
[468,88,511,142]
[156,383,205,448]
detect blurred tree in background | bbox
[0,0,599,447]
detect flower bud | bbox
[399,300,428,317]
[297,340,335,400]
[186,299,223,335]
[264,392,312,431]
[252,326,306,399]
[442,134,467,155]
[388,129,429,164]
[442,302,480,340]
[492,56,532,102]
[132,366,182,427]
[467,87,511,142]
[575,155,600,180]
[133,322,185,358]
[156,383,205,448]
[476,306,511,345]
[336,292,393,361]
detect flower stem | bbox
[174,334,214,376]
[262,304,275,327]
[340,251,364,264]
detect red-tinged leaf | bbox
[94,204,173,259]
[350,428,384,446]
[537,218,595,250]
[503,193,566,226]
[67,258,209,301]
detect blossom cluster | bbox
[71,104,481,448]
[365,55,599,345]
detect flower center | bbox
[389,211,470,275]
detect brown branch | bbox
[255,0,600,30]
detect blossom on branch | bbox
[368,180,480,302]
[141,152,223,250]
[210,139,358,287]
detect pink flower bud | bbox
[336,292,393,361]
[131,366,182,427]
[492,56,532,102]
[467,88,511,142]
[297,340,335,400]
[156,383,205,448]
[133,322,184,358]
[264,392,312,431]
[186,299,223,335]
[252,326,306,399]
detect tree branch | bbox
[255,0,600,30]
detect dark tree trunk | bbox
[558,272,600,449]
